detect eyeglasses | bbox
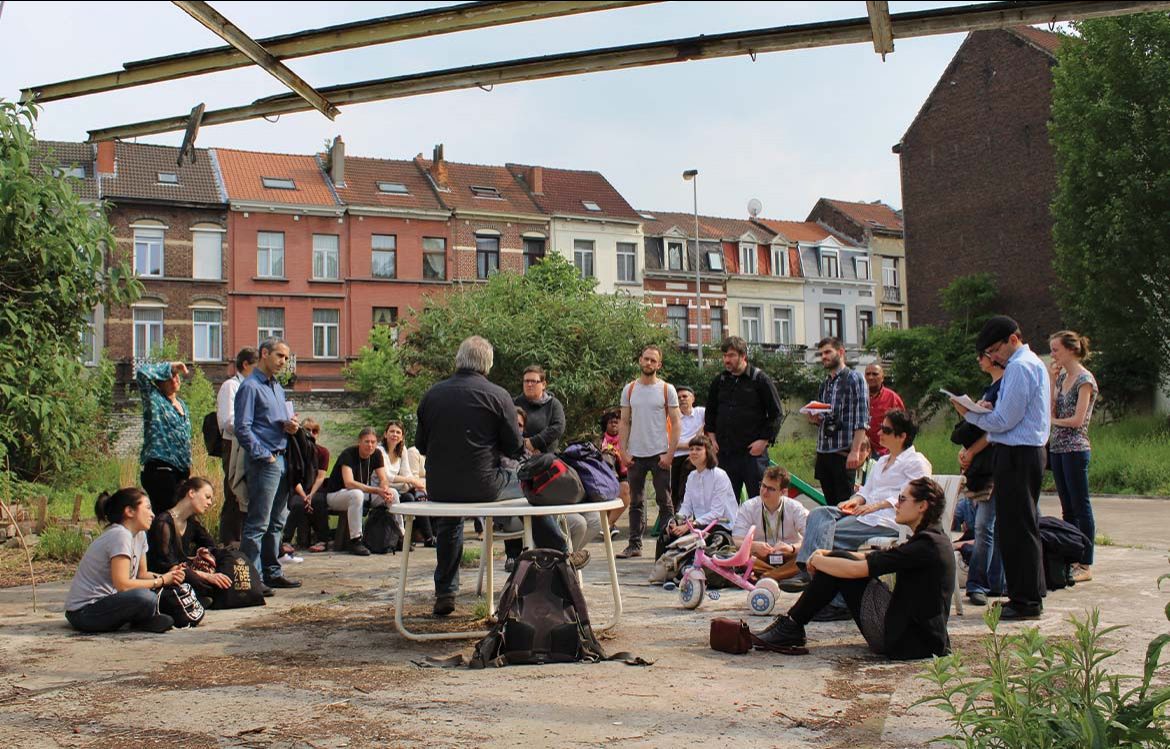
[760,483,782,493]
[984,340,1007,358]
[879,425,895,435]
[522,379,543,385]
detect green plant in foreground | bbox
[460,547,481,568]
[917,576,1170,748]
[472,597,490,620]
[34,525,90,563]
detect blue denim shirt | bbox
[234,369,289,461]
[136,363,191,471]
[965,344,1051,447]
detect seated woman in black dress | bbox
[753,476,954,660]
[147,477,232,605]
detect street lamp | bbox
[682,169,702,368]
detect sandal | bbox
[308,542,327,553]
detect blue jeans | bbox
[241,454,290,582]
[966,497,1003,595]
[1051,450,1094,565]
[721,451,769,502]
[796,506,899,567]
[66,589,159,632]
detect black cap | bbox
[676,385,694,395]
[975,315,1020,353]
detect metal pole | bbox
[692,177,703,369]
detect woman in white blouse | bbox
[379,420,433,547]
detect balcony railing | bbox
[883,285,902,303]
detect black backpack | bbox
[517,453,584,506]
[202,411,224,455]
[470,549,606,667]
[159,582,205,627]
[364,504,402,554]
[1039,516,1089,591]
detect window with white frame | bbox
[667,305,689,344]
[371,234,396,278]
[313,234,340,280]
[192,308,223,362]
[739,242,757,275]
[882,257,899,288]
[740,305,762,344]
[667,241,684,271]
[574,239,594,278]
[312,309,339,358]
[772,307,793,345]
[373,307,399,340]
[771,245,788,276]
[133,307,164,359]
[257,307,284,344]
[257,232,285,277]
[192,229,222,280]
[423,237,446,280]
[616,242,636,282]
[134,227,164,277]
[81,310,98,365]
[709,306,724,344]
[820,248,840,278]
[854,256,870,281]
[858,310,875,345]
[822,308,843,340]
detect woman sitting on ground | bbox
[64,488,184,633]
[379,420,434,547]
[651,435,739,575]
[147,477,232,606]
[753,476,955,660]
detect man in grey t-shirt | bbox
[616,344,682,558]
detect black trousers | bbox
[814,451,855,506]
[787,568,890,654]
[141,460,188,515]
[669,454,694,510]
[993,445,1046,609]
[720,451,768,502]
[218,440,243,545]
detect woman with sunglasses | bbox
[754,476,955,660]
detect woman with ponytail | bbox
[147,477,232,604]
[64,488,184,633]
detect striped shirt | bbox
[816,366,869,454]
[136,363,191,471]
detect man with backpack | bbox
[616,344,682,559]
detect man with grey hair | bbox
[417,336,582,617]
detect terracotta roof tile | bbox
[1009,26,1066,57]
[639,211,772,242]
[508,164,640,221]
[818,198,903,233]
[31,140,98,201]
[214,148,338,206]
[102,142,222,205]
[329,155,445,212]
[415,157,541,215]
[753,219,850,245]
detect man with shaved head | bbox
[864,363,904,458]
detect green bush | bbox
[35,525,91,563]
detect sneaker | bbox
[568,549,591,571]
[433,595,456,617]
[132,613,175,633]
[778,570,811,593]
[967,591,988,606]
[753,615,807,650]
[278,553,305,564]
[811,603,851,622]
[609,527,621,540]
[280,542,296,557]
[347,538,371,557]
[1071,564,1092,583]
[616,545,642,559]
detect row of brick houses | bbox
[38,136,906,390]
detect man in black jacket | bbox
[416,337,579,617]
[704,336,784,501]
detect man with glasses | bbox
[951,315,1050,620]
[733,465,809,581]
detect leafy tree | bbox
[0,101,140,479]
[1050,14,1170,408]
[661,344,820,408]
[344,324,409,433]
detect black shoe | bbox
[260,584,274,597]
[132,613,174,633]
[967,591,988,606]
[265,576,302,589]
[753,615,807,650]
[778,571,811,593]
[998,603,1042,621]
[811,603,851,622]
[433,595,455,617]
[347,538,371,557]
[504,557,517,573]
[423,537,437,548]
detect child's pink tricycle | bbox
[677,519,781,616]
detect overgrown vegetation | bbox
[34,525,90,563]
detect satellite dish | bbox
[747,198,762,218]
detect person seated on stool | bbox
[319,428,397,556]
[733,465,809,582]
[753,477,955,660]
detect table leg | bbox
[485,521,496,618]
[595,511,623,632]
[523,516,535,549]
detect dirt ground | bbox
[0,495,1166,748]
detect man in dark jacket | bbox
[704,336,784,501]
[416,337,580,617]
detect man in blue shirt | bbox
[952,316,1050,620]
[235,337,301,592]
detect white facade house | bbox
[796,233,878,351]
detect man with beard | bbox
[809,337,869,506]
[616,345,682,559]
[864,363,905,458]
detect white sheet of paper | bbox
[940,389,991,414]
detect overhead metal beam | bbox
[88,0,1170,142]
[172,1,338,119]
[24,0,659,103]
[866,1,895,60]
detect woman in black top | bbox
[753,476,955,660]
[147,477,232,604]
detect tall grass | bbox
[34,525,90,563]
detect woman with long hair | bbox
[380,420,433,547]
[1048,330,1098,582]
[147,477,232,604]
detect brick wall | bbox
[899,29,1063,342]
[450,217,549,279]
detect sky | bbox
[0,1,986,220]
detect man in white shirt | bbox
[734,465,809,581]
[215,347,257,545]
[669,386,706,512]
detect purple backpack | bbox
[559,441,620,502]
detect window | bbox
[261,177,296,190]
[854,256,870,281]
[312,309,339,358]
[639,212,656,220]
[523,238,545,271]
[771,245,788,276]
[859,310,875,345]
[423,237,446,280]
[882,257,899,288]
[710,307,724,344]
[574,239,594,278]
[257,307,284,344]
[616,242,636,282]
[772,308,793,345]
[192,309,223,362]
[739,243,757,275]
[257,232,285,278]
[373,307,398,327]
[133,307,164,359]
[192,230,222,280]
[134,227,164,277]
[822,308,843,340]
[157,172,178,185]
[476,234,500,279]
[470,185,501,199]
[55,166,86,179]
[81,310,98,365]
[666,305,689,344]
[313,234,340,280]
[371,234,397,278]
[883,310,903,329]
[377,181,409,194]
[667,241,684,271]
[581,200,602,212]
[707,250,725,272]
[740,306,762,344]
[821,249,840,278]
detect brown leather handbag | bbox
[709,617,753,654]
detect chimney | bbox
[430,143,448,191]
[529,165,543,195]
[328,136,345,187]
[96,141,115,176]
